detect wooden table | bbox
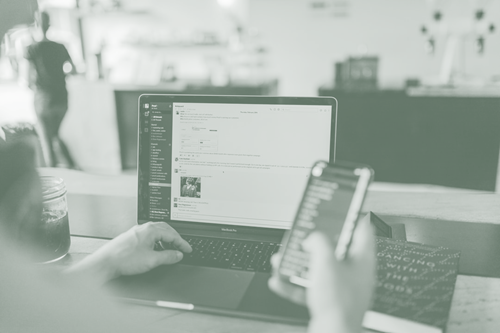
[41,168,500,333]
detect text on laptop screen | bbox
[139,101,332,229]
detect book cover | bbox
[363,237,461,333]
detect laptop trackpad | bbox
[107,264,255,309]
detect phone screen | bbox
[278,161,373,287]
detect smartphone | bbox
[277,161,374,288]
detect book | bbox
[367,212,393,238]
[377,214,500,278]
[388,223,406,241]
[363,237,461,333]
[363,211,407,241]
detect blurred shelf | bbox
[408,86,500,98]
[319,84,500,98]
[318,84,405,96]
[113,79,278,93]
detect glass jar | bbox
[38,176,71,263]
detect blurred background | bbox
[1,0,500,191]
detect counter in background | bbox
[318,86,500,192]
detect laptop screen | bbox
[138,95,337,230]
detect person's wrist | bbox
[65,250,117,287]
[92,242,128,280]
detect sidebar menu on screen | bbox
[141,102,173,221]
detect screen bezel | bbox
[137,94,338,237]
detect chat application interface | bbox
[169,102,332,229]
[280,165,369,282]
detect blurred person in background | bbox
[24,10,76,168]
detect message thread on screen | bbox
[139,101,332,229]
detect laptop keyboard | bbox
[178,236,282,272]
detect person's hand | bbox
[65,222,192,286]
[268,219,376,333]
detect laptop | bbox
[107,94,337,324]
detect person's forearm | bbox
[64,252,116,288]
[308,313,362,333]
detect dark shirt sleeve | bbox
[24,44,34,60]
[59,43,71,63]
[24,45,37,89]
